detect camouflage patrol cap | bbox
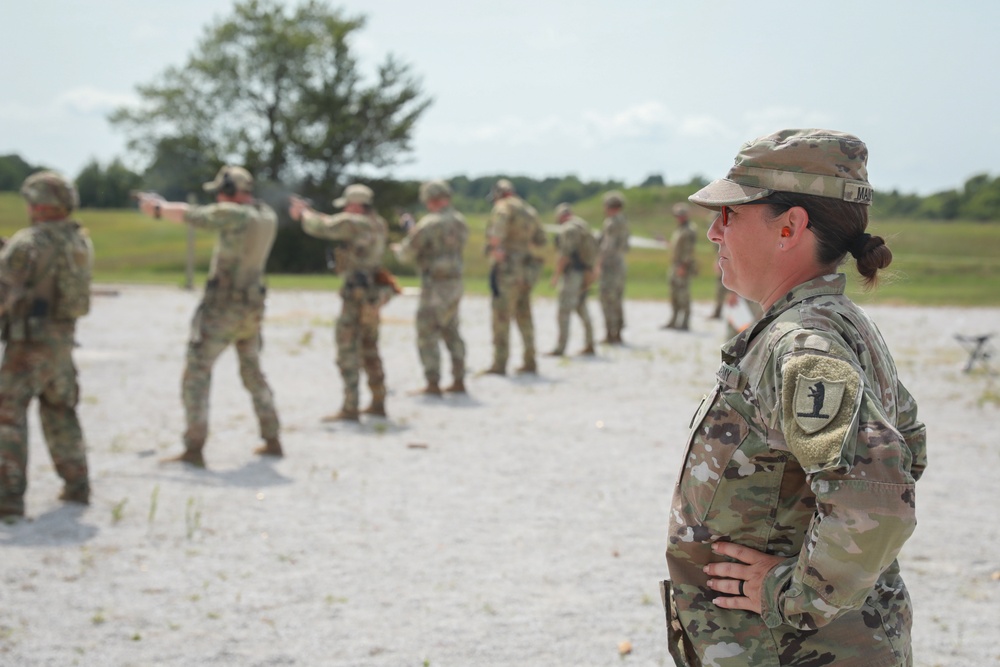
[20,170,79,210]
[672,203,690,217]
[555,202,573,219]
[689,129,873,210]
[494,178,515,195]
[419,179,452,203]
[333,183,374,208]
[603,190,625,208]
[203,165,254,193]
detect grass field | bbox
[2,192,998,306]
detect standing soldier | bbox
[290,184,391,420]
[0,171,93,517]
[597,190,630,344]
[547,203,596,357]
[392,180,469,395]
[138,166,282,467]
[484,179,546,375]
[664,203,697,331]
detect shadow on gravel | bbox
[0,504,97,547]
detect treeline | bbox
[6,153,1000,224]
[875,174,1000,221]
[444,174,626,215]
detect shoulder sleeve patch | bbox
[780,353,861,472]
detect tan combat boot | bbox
[161,448,206,468]
[515,359,537,375]
[410,381,442,396]
[444,378,466,394]
[321,408,360,423]
[254,437,284,458]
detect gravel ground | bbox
[0,285,997,666]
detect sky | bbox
[1,0,997,195]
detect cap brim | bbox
[202,180,220,192]
[688,179,773,210]
[332,197,347,208]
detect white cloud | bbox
[56,87,138,115]
[425,101,731,150]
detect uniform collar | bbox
[721,274,846,363]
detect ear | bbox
[781,206,810,247]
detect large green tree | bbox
[75,159,143,208]
[109,0,430,192]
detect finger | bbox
[712,591,754,612]
[706,578,743,597]
[711,541,761,564]
[703,560,748,580]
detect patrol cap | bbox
[492,178,515,196]
[672,203,689,217]
[333,183,374,208]
[555,202,573,218]
[20,170,79,210]
[689,129,873,210]
[203,165,254,193]
[419,179,452,203]
[603,190,625,208]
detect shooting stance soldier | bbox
[483,179,546,375]
[392,180,469,395]
[0,171,93,517]
[547,203,596,356]
[290,184,395,420]
[137,165,282,467]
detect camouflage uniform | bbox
[552,215,595,354]
[302,206,389,414]
[487,188,546,373]
[397,201,468,388]
[666,215,697,330]
[598,207,629,342]
[0,172,92,515]
[181,201,280,453]
[663,274,926,666]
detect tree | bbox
[0,154,38,192]
[109,0,431,194]
[640,173,665,187]
[75,159,143,208]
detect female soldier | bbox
[663,129,926,666]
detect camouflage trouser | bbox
[182,301,279,449]
[337,288,385,411]
[668,269,691,328]
[555,270,594,353]
[599,258,626,338]
[491,259,539,370]
[0,340,88,514]
[416,278,465,385]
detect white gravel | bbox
[1,285,997,666]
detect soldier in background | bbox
[138,166,282,467]
[0,171,93,517]
[392,180,469,395]
[290,184,391,420]
[546,203,596,357]
[597,190,630,344]
[483,179,546,375]
[663,203,697,331]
